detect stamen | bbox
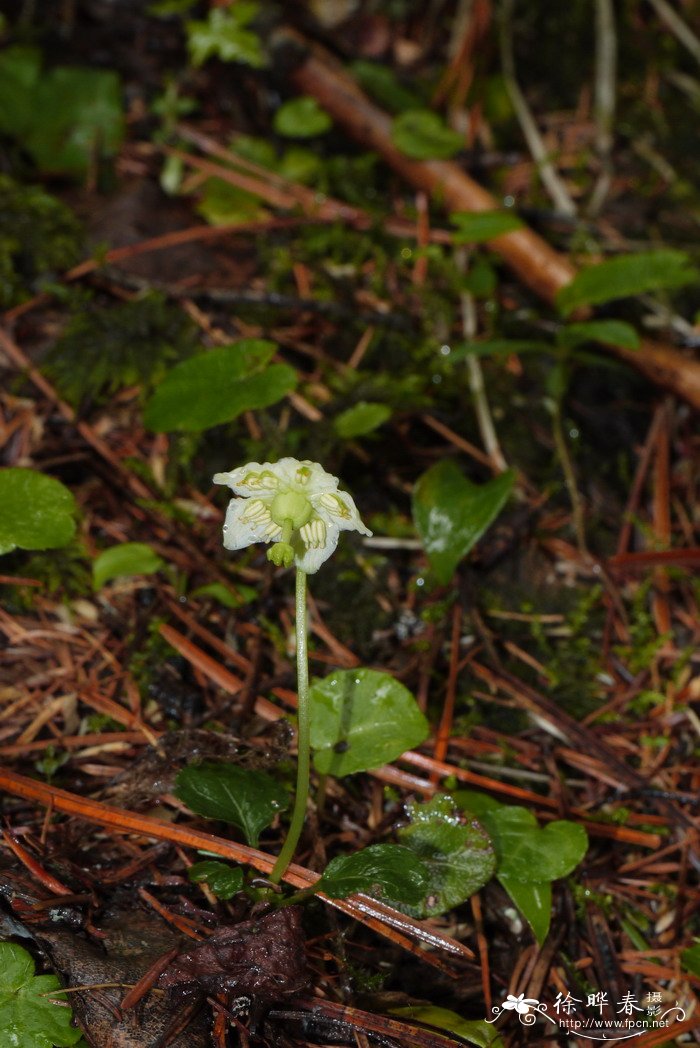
[295,466,312,486]
[242,470,279,490]
[242,499,269,522]
[262,521,282,539]
[318,493,350,518]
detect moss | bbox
[0,175,83,308]
[43,291,199,409]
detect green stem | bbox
[270,567,310,883]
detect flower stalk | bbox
[270,567,309,883]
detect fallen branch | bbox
[276,29,700,410]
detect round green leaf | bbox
[0,468,76,555]
[455,791,588,882]
[396,794,496,918]
[188,860,244,900]
[273,96,332,138]
[0,942,82,1047]
[92,542,164,590]
[497,875,552,945]
[391,109,463,160]
[318,843,429,904]
[143,340,297,432]
[412,461,515,585]
[557,319,640,351]
[334,402,391,439]
[175,762,287,847]
[309,668,429,777]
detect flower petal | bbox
[293,526,339,573]
[311,489,372,536]
[214,462,281,496]
[222,498,278,551]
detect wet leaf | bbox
[159,906,307,999]
[450,209,523,243]
[318,844,429,904]
[0,468,76,556]
[188,860,244,900]
[456,793,588,883]
[391,1006,505,1047]
[144,340,296,432]
[309,668,429,776]
[391,109,463,160]
[395,795,496,918]
[93,542,164,590]
[557,250,699,315]
[175,762,288,846]
[557,319,640,351]
[0,941,82,1048]
[334,401,391,438]
[274,96,332,138]
[497,875,552,945]
[412,461,515,584]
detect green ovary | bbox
[270,490,313,530]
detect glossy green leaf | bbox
[334,402,391,439]
[175,762,288,846]
[450,209,523,243]
[412,461,515,584]
[557,250,699,316]
[188,860,244,900]
[187,5,265,68]
[0,468,77,556]
[391,1006,505,1047]
[557,320,640,351]
[92,542,164,590]
[0,941,82,1048]
[309,668,429,777]
[144,340,296,431]
[27,68,123,176]
[318,844,429,904]
[395,794,496,918]
[190,581,257,608]
[455,791,588,882]
[498,875,552,945]
[274,96,332,138]
[681,941,700,976]
[391,109,463,160]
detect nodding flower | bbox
[213,457,371,573]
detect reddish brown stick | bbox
[281,31,700,409]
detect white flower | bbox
[502,993,539,1015]
[213,457,372,573]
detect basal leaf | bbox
[557,250,699,316]
[175,762,288,846]
[351,60,423,113]
[309,668,429,777]
[318,844,429,904]
[144,340,296,431]
[334,402,391,439]
[391,109,463,160]
[455,792,588,882]
[497,875,552,945]
[395,794,496,918]
[681,941,700,977]
[557,319,640,351]
[412,461,515,584]
[273,96,332,138]
[92,542,164,590]
[188,860,244,899]
[0,468,77,556]
[190,581,257,608]
[0,942,82,1048]
[450,209,523,243]
[391,1006,505,1047]
[0,46,42,138]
